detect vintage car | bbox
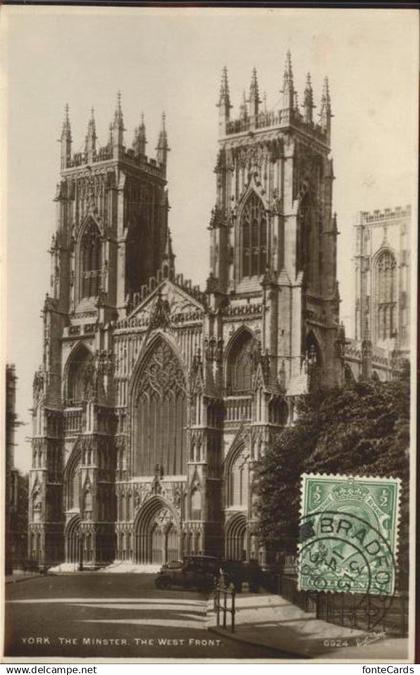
[222,559,263,592]
[155,555,264,592]
[154,555,220,591]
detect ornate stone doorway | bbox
[135,497,179,564]
[65,515,81,564]
[225,513,247,561]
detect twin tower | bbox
[29,54,343,568]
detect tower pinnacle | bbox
[281,50,295,113]
[320,77,332,141]
[112,91,125,155]
[156,112,170,171]
[303,73,315,124]
[217,66,231,110]
[248,67,261,118]
[160,226,175,279]
[133,112,147,157]
[60,104,72,169]
[239,90,248,120]
[217,66,232,135]
[85,107,97,160]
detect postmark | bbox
[298,474,400,596]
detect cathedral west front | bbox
[29,54,346,568]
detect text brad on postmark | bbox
[298,474,400,595]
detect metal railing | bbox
[214,581,236,632]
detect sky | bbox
[1,6,418,473]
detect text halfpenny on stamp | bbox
[298,473,400,595]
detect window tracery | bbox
[80,220,102,299]
[240,192,267,278]
[227,448,249,507]
[375,250,397,341]
[134,339,187,475]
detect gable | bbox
[127,280,205,327]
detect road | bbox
[5,573,292,659]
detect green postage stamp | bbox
[298,474,400,596]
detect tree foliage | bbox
[255,378,410,569]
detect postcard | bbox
[1,5,417,664]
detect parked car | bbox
[221,559,263,592]
[155,555,220,591]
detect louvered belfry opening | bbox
[133,338,187,476]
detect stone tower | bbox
[210,55,343,395]
[354,206,411,358]
[29,57,344,569]
[28,96,171,567]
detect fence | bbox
[213,583,236,632]
[279,574,408,636]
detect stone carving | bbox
[149,290,171,330]
[137,340,185,398]
[155,507,173,531]
[33,369,45,403]
[269,188,283,215]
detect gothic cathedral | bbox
[29,54,344,568]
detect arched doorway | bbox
[65,515,81,564]
[134,497,179,564]
[225,513,248,561]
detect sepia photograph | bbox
[1,5,418,664]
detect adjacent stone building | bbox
[6,365,22,573]
[29,55,346,568]
[344,205,411,383]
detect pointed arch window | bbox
[80,220,102,299]
[133,339,187,476]
[375,250,397,341]
[82,487,93,520]
[227,447,249,507]
[190,486,202,521]
[240,192,267,278]
[227,330,254,394]
[66,344,93,405]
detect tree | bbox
[255,377,410,581]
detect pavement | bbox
[207,592,409,660]
[5,573,287,659]
[5,572,409,660]
[5,571,43,584]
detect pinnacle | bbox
[285,49,293,79]
[322,77,331,102]
[250,66,260,102]
[88,107,96,132]
[113,90,124,126]
[282,50,294,97]
[218,66,231,106]
[61,103,71,138]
